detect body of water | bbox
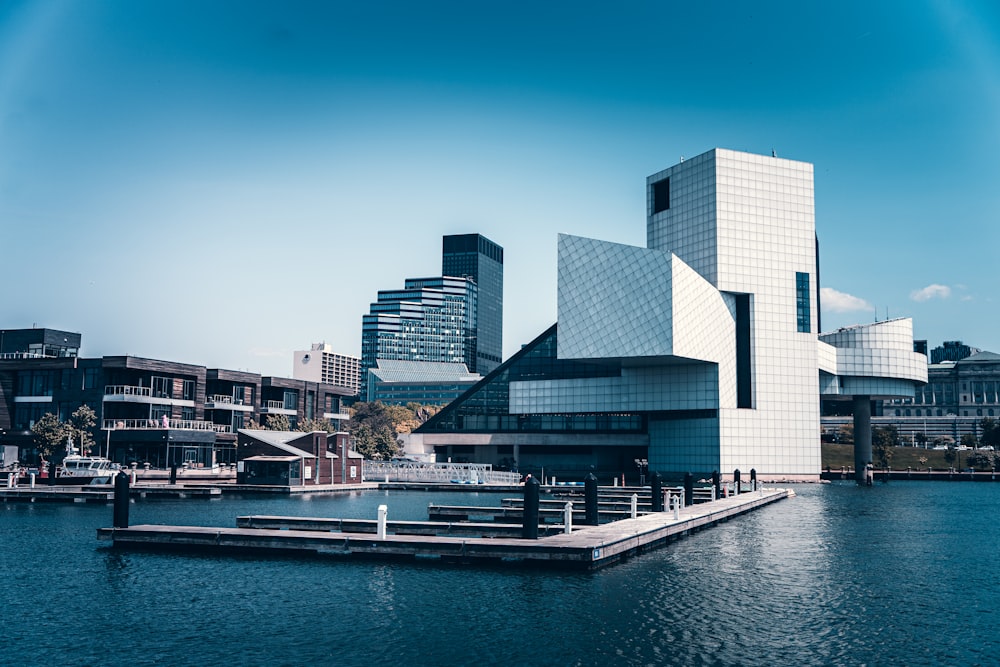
[2,482,999,666]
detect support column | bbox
[853,395,872,485]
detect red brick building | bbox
[236,430,363,486]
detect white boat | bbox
[58,454,118,482]
[56,438,119,484]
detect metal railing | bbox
[102,418,231,433]
[0,352,55,360]
[208,394,244,405]
[264,400,290,409]
[104,385,154,398]
[364,461,522,485]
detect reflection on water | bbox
[4,483,1000,666]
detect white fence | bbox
[364,461,522,485]
[102,418,231,433]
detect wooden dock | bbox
[96,488,791,569]
[1,484,222,503]
[235,515,563,538]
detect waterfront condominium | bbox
[442,233,504,375]
[412,149,927,481]
[360,275,477,401]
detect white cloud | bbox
[910,284,951,302]
[820,287,873,313]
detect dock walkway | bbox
[1,484,222,503]
[97,488,791,569]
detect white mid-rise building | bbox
[293,343,361,396]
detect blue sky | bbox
[2,1,999,376]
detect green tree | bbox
[960,433,978,450]
[345,402,401,460]
[914,432,928,449]
[350,421,400,460]
[966,450,996,470]
[264,414,292,431]
[980,418,1000,449]
[297,418,337,433]
[872,425,898,468]
[31,412,69,460]
[68,405,97,455]
[943,446,957,468]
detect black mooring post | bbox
[684,472,693,506]
[734,469,741,495]
[584,473,599,525]
[650,471,663,512]
[170,464,177,485]
[113,471,130,529]
[47,461,56,486]
[521,476,540,539]
[712,470,720,499]
[750,468,757,491]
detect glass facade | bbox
[796,272,811,333]
[360,276,477,401]
[419,325,643,434]
[442,233,504,375]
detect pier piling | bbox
[734,469,741,495]
[650,472,663,512]
[377,505,388,540]
[522,476,540,539]
[584,473,599,525]
[113,471,130,528]
[684,473,693,506]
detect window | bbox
[651,178,670,214]
[83,367,99,390]
[182,380,195,401]
[795,272,811,333]
[152,376,172,399]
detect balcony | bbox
[260,400,296,416]
[104,385,195,407]
[0,352,55,360]
[205,394,253,412]
[103,418,231,433]
[324,412,350,421]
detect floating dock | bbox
[1,484,222,503]
[97,488,791,569]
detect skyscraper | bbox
[360,276,477,401]
[442,233,503,375]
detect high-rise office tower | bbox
[360,276,477,401]
[442,233,503,375]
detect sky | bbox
[2,1,999,376]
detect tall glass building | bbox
[360,276,477,401]
[442,234,504,375]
